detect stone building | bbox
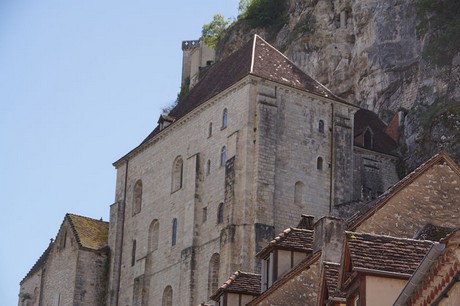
[106,35,398,306]
[20,35,401,306]
[215,152,460,306]
[18,214,109,306]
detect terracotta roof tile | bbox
[210,271,261,300]
[256,227,314,258]
[346,232,433,276]
[323,262,346,300]
[67,214,109,250]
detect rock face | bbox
[217,0,459,172]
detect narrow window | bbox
[202,207,208,223]
[60,230,67,249]
[217,203,224,224]
[149,220,159,252]
[294,181,305,206]
[317,157,323,170]
[363,128,373,149]
[208,122,213,137]
[131,240,137,266]
[206,160,211,175]
[222,108,228,128]
[318,120,324,133]
[133,179,142,215]
[220,146,227,167]
[172,157,183,192]
[162,286,173,306]
[171,218,177,246]
[208,253,220,297]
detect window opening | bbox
[319,120,325,133]
[220,146,227,167]
[171,218,177,246]
[172,157,183,192]
[222,108,228,128]
[217,203,224,224]
[317,157,323,170]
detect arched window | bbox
[222,108,228,128]
[208,253,220,297]
[133,179,142,215]
[363,128,373,149]
[220,146,227,167]
[317,157,323,170]
[131,240,137,266]
[294,181,305,206]
[217,203,224,224]
[206,160,211,176]
[162,286,173,306]
[172,157,183,192]
[149,220,159,252]
[318,120,325,133]
[171,218,177,246]
[208,122,213,137]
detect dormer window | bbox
[261,253,275,291]
[158,114,175,131]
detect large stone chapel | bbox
[19,35,399,306]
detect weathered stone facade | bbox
[20,36,400,306]
[19,214,109,306]
[106,36,374,306]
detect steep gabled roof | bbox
[210,271,261,301]
[66,213,109,250]
[347,152,460,230]
[115,35,351,166]
[344,232,433,277]
[256,227,314,259]
[353,108,397,155]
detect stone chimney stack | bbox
[297,214,314,230]
[313,216,347,263]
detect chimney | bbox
[297,214,314,230]
[313,216,347,263]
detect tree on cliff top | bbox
[202,14,230,49]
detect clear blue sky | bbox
[0,1,238,304]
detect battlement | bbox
[182,40,200,51]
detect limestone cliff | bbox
[216,0,459,173]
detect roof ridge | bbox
[66,213,108,224]
[346,231,435,244]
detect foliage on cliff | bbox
[416,0,460,66]
[202,14,230,49]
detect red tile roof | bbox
[210,271,261,300]
[323,262,346,300]
[346,232,433,277]
[256,227,314,258]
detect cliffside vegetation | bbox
[416,0,460,66]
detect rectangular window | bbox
[202,207,207,223]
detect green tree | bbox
[202,14,230,49]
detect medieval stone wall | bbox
[40,223,77,305]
